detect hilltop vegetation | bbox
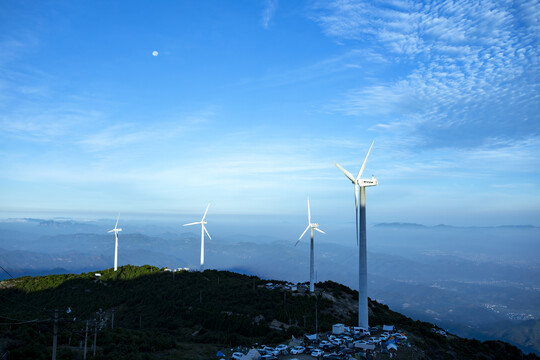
[0,266,537,359]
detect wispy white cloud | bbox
[311,0,540,148]
[261,0,278,29]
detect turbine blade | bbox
[183,222,201,226]
[307,197,311,224]
[334,162,355,183]
[202,203,210,221]
[203,225,212,240]
[117,228,122,232]
[357,141,374,180]
[315,228,325,234]
[294,239,301,247]
[108,229,115,233]
[299,224,310,240]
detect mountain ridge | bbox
[1,266,537,359]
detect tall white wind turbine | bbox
[183,204,211,270]
[108,214,122,272]
[334,141,378,328]
[296,197,325,293]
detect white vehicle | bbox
[311,349,324,357]
[342,335,354,342]
[273,344,288,355]
[319,340,332,347]
[330,338,343,346]
[353,327,371,336]
[380,332,390,340]
[231,352,244,360]
[290,346,305,355]
[369,337,381,344]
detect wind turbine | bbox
[183,204,211,270]
[296,197,325,293]
[334,141,378,328]
[108,214,122,272]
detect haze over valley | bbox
[1,216,538,354]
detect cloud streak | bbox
[261,0,278,29]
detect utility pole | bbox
[200,290,202,304]
[52,309,58,360]
[92,321,97,357]
[315,297,318,340]
[84,321,88,360]
[111,309,115,329]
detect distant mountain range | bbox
[373,222,540,229]
[1,219,539,354]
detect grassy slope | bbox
[0,266,537,360]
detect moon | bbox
[152,51,158,57]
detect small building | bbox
[332,323,345,334]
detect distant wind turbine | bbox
[183,204,211,270]
[108,214,122,272]
[296,197,325,293]
[334,141,378,328]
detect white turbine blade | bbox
[333,162,355,183]
[203,225,212,240]
[294,238,301,247]
[299,224,310,240]
[357,141,374,180]
[183,222,201,226]
[307,197,311,224]
[315,228,326,234]
[116,228,122,232]
[202,203,210,221]
[107,229,115,233]
[115,213,120,230]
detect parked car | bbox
[273,344,288,355]
[260,355,277,360]
[311,349,325,357]
[380,332,390,340]
[290,346,305,355]
[231,352,244,360]
[339,348,355,356]
[323,353,342,360]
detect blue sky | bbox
[1,0,539,226]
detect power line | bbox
[0,319,45,326]
[0,264,14,280]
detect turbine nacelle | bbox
[357,177,378,187]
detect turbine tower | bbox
[183,204,211,270]
[108,214,122,272]
[334,141,377,328]
[296,197,325,293]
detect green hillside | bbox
[0,265,537,360]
